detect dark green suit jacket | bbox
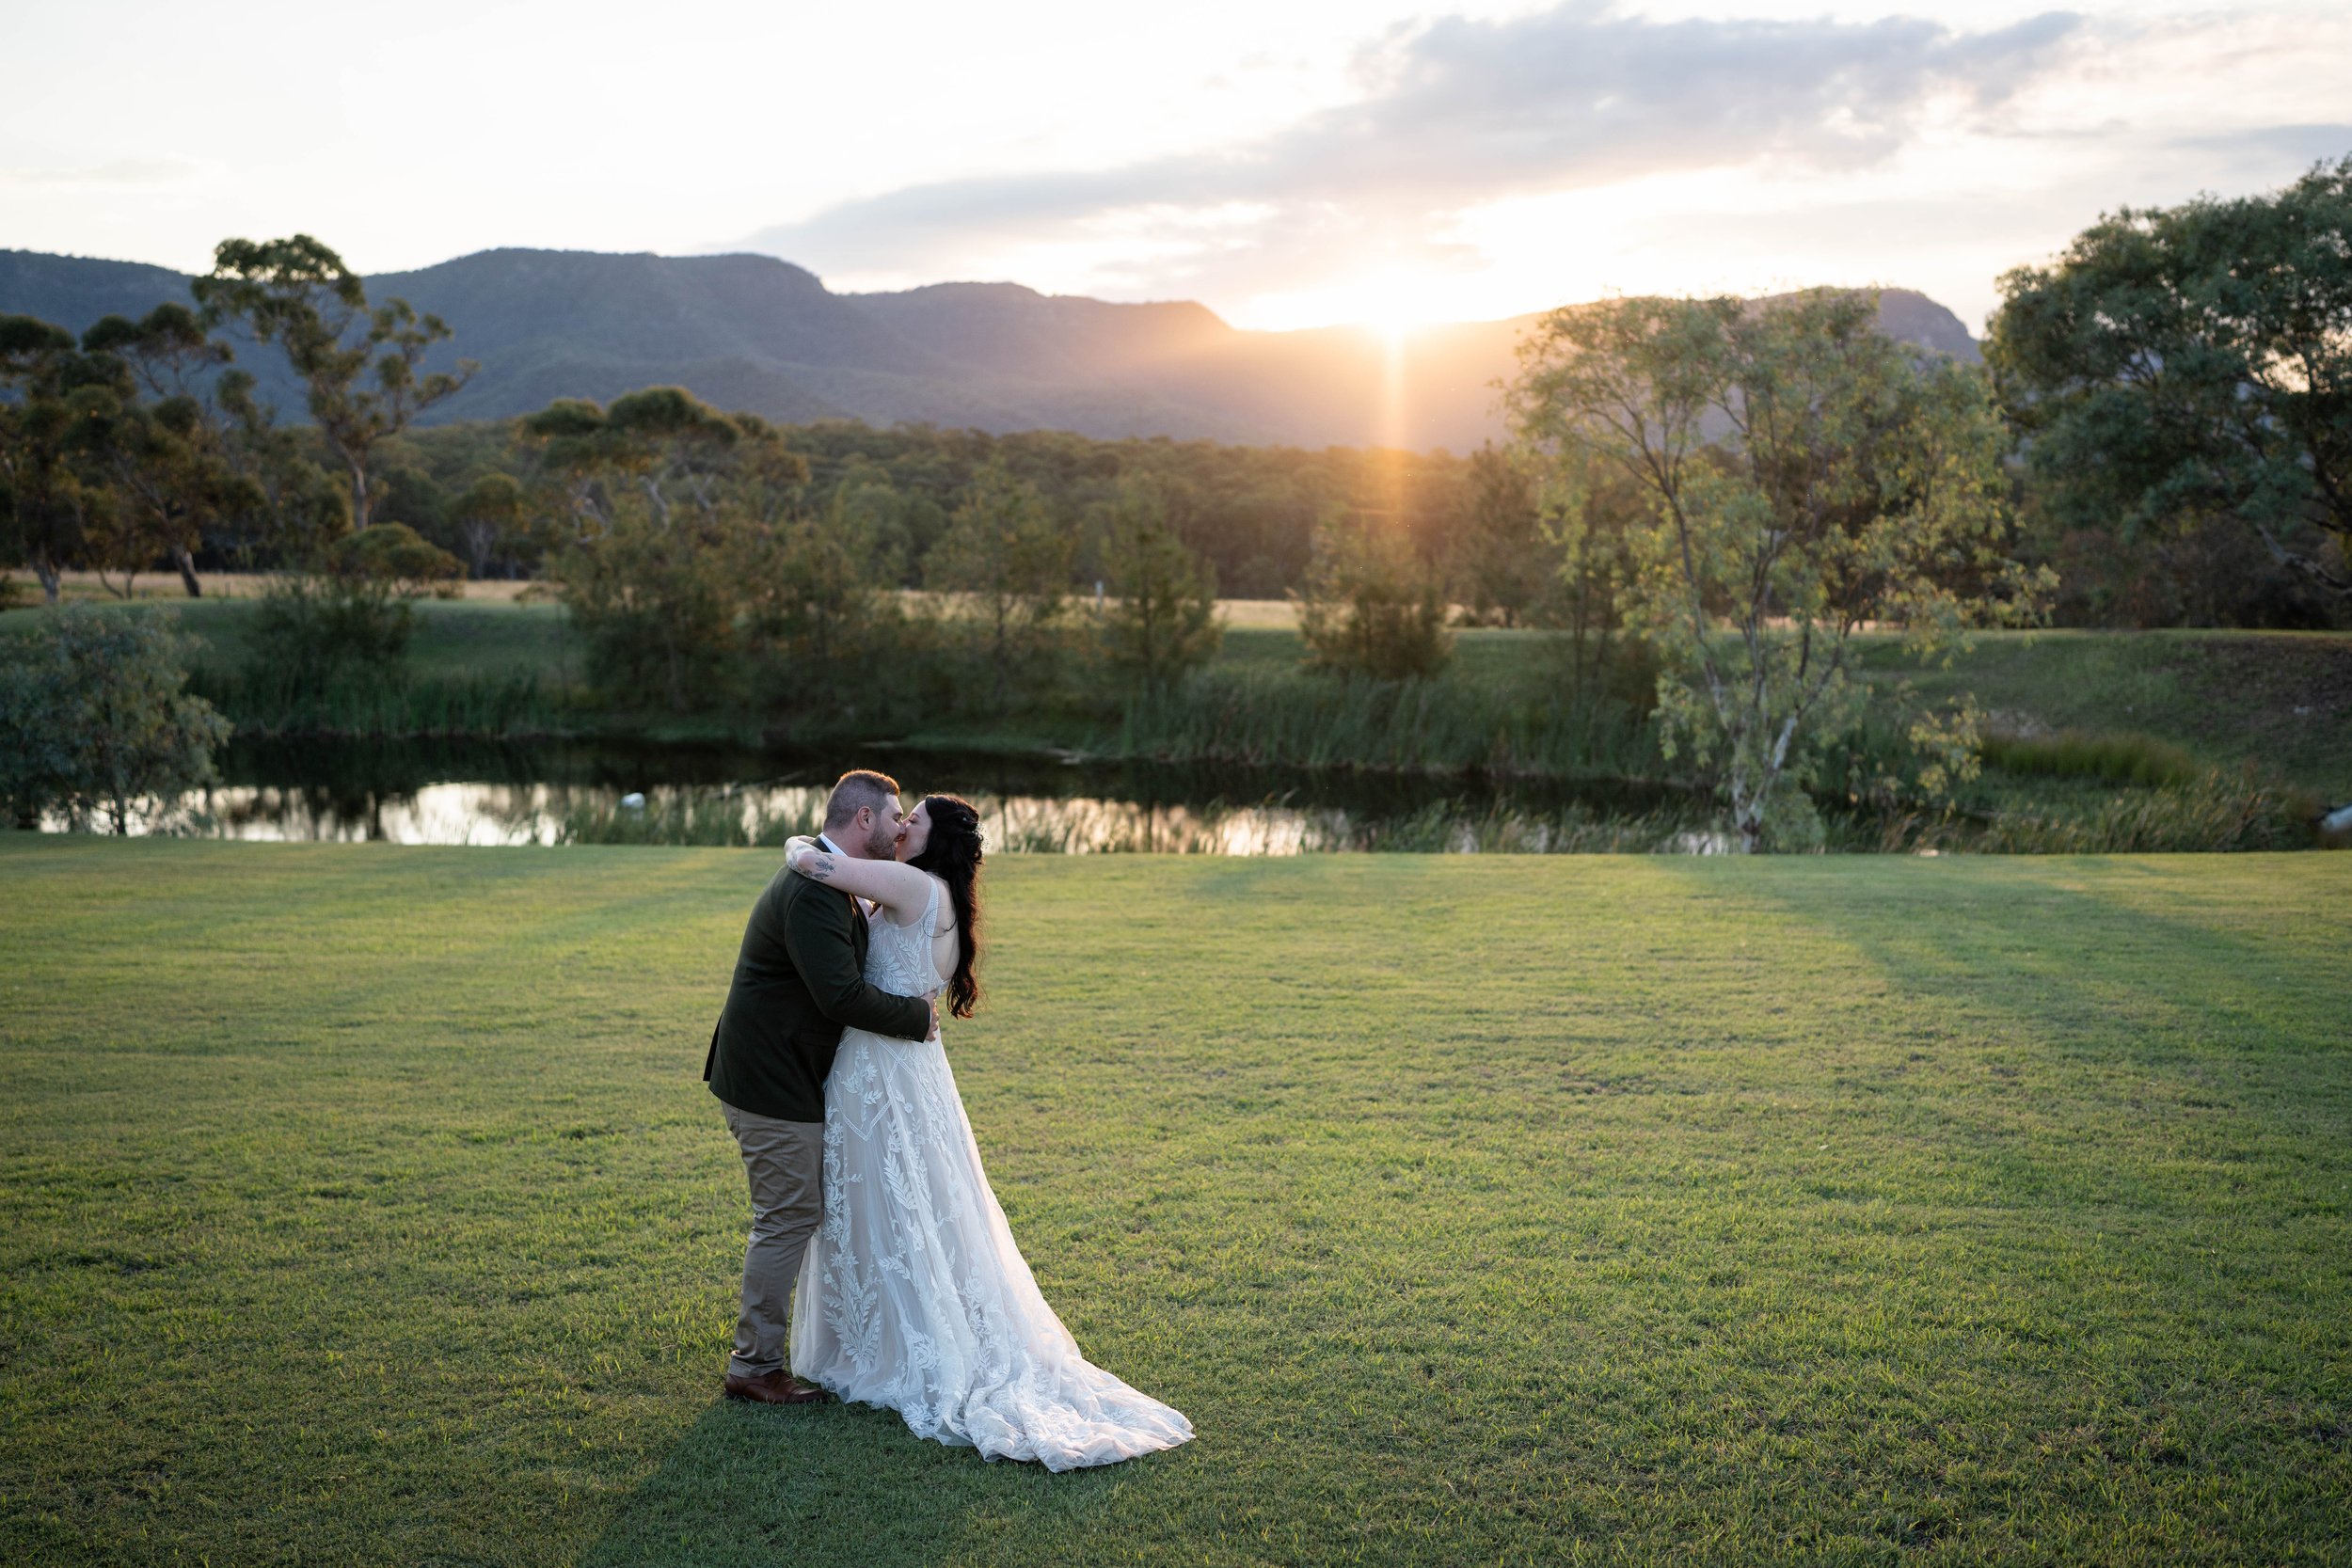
[704,861,933,1123]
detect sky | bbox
[3,0,2347,335]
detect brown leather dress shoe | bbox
[723,1369,834,1405]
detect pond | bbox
[62,737,1727,854]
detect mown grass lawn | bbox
[2,840,2346,1566]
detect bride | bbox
[778,796,1193,1471]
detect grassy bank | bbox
[5,597,2344,842]
[3,840,2346,1565]
[1851,628,2352,793]
[15,594,2344,772]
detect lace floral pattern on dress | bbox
[792,878,1193,1470]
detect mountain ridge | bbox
[0,245,1981,451]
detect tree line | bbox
[8,157,2345,635]
[4,156,2345,847]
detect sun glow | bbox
[1241,270,1470,336]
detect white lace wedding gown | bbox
[790,879,1194,1470]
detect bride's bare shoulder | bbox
[923,872,961,931]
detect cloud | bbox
[733,2,2090,293]
[0,157,204,190]
[2167,122,2352,178]
[1301,5,2085,200]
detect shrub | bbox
[1293,511,1453,680]
[247,571,416,691]
[0,606,230,832]
[329,521,464,599]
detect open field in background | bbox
[8,574,1305,624]
[3,840,2347,1566]
[16,570,551,603]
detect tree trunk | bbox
[991,600,1010,710]
[1569,565,1590,700]
[462,520,494,580]
[351,462,373,531]
[32,553,62,604]
[1728,770,1763,854]
[172,545,202,597]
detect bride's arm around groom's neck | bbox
[785,834,935,925]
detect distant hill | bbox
[0,246,1982,452]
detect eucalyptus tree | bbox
[193,234,475,532]
[520,387,811,708]
[212,367,350,562]
[743,487,892,680]
[0,314,86,601]
[451,471,524,579]
[927,461,1074,708]
[1989,156,2352,601]
[73,305,255,596]
[1100,474,1221,698]
[1293,507,1453,680]
[1448,444,1556,628]
[521,386,782,529]
[1510,290,2049,852]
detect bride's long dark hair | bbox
[908,794,983,1019]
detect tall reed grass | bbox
[1311,797,1722,853]
[1978,729,2204,788]
[547,790,823,847]
[1954,768,2316,853]
[1843,766,2318,854]
[528,784,1726,855]
[189,664,564,739]
[1115,667,1659,778]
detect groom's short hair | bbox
[823,768,901,831]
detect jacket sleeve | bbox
[780,881,934,1041]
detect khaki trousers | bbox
[720,1101,825,1378]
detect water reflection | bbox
[47,737,1714,854]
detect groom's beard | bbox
[866,820,901,860]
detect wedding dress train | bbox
[791,879,1193,1470]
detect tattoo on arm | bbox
[802,852,835,882]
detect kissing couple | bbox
[702,768,1193,1470]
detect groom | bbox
[704,768,937,1405]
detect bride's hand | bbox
[783,834,818,876]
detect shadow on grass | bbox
[1853,864,2333,1062]
[1661,858,2352,1189]
[582,1395,1165,1568]
[1748,860,2337,1064]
